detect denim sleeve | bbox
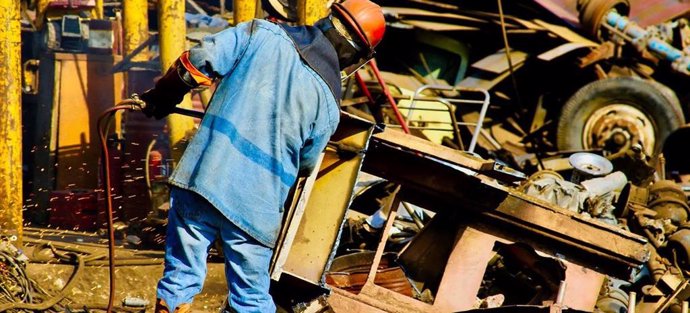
[188,20,254,78]
[298,131,330,177]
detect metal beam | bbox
[158,0,195,163]
[0,0,23,242]
[233,0,256,24]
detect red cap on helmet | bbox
[331,0,385,52]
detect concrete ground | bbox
[22,227,229,312]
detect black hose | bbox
[26,237,164,266]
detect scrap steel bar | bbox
[369,60,411,134]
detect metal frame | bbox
[273,123,649,312]
[394,84,490,153]
[274,112,379,285]
[317,129,650,312]
[327,208,607,312]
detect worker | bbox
[138,0,385,312]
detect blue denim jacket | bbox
[169,19,340,248]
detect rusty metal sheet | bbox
[281,113,377,285]
[401,20,481,31]
[399,225,604,312]
[328,220,604,312]
[490,192,650,269]
[471,50,529,74]
[384,6,488,24]
[371,129,495,172]
[329,287,417,313]
[271,155,324,280]
[532,19,597,46]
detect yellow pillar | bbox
[123,0,148,101]
[95,0,104,19]
[35,0,51,30]
[0,0,23,242]
[298,0,328,25]
[233,0,257,25]
[158,0,194,162]
[123,0,148,61]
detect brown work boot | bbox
[155,298,192,313]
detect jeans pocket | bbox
[171,188,204,221]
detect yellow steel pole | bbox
[0,0,23,243]
[35,0,51,30]
[123,0,148,99]
[298,0,328,25]
[233,0,257,24]
[123,0,148,61]
[158,0,194,163]
[95,0,104,19]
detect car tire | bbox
[578,0,630,40]
[556,77,684,155]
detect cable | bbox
[497,0,522,108]
[354,64,410,134]
[98,106,128,313]
[97,98,204,313]
[98,102,143,313]
[0,252,84,312]
[145,139,157,200]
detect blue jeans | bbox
[157,187,276,312]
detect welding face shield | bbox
[340,51,374,80]
[320,15,376,80]
[330,0,385,79]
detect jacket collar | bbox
[277,21,342,101]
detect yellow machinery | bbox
[21,0,124,225]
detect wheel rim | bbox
[582,104,656,154]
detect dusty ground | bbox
[22,227,229,312]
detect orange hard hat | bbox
[331,0,386,52]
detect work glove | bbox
[139,87,184,120]
[139,60,194,120]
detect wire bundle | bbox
[0,242,52,311]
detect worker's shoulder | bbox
[248,19,292,41]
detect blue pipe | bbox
[605,10,690,73]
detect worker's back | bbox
[169,19,341,248]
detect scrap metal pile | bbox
[518,151,690,313]
[0,237,84,312]
[355,0,690,174]
[300,0,690,309]
[290,116,690,313]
